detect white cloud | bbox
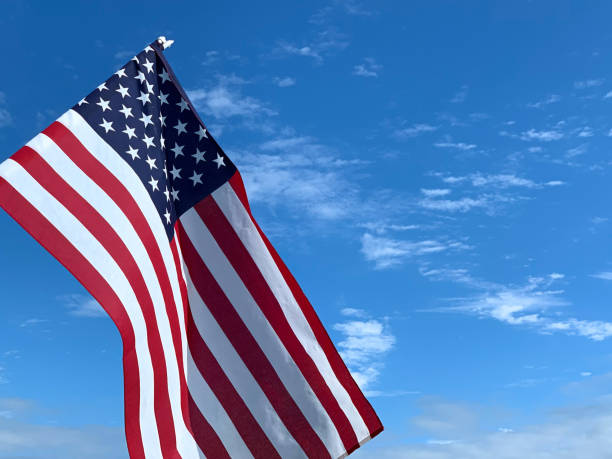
[276,30,349,63]
[418,196,492,213]
[273,76,296,87]
[566,144,588,158]
[577,126,594,137]
[0,398,126,457]
[352,396,612,459]
[450,85,468,103]
[437,173,564,190]
[434,142,477,151]
[574,78,605,89]
[19,318,46,328]
[333,316,395,393]
[0,92,12,128]
[360,233,470,269]
[421,189,451,198]
[520,129,564,141]
[394,124,438,138]
[187,76,275,120]
[527,94,561,108]
[61,294,106,318]
[353,58,382,77]
[424,271,612,341]
[592,271,612,280]
[340,307,368,318]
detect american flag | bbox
[0,38,382,458]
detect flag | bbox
[0,38,383,458]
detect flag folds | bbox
[0,39,383,458]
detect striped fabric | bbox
[0,39,382,458]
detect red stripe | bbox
[11,147,181,457]
[186,392,231,459]
[229,172,384,442]
[197,195,359,451]
[41,124,224,457]
[0,176,146,459]
[43,122,234,458]
[176,220,330,458]
[170,239,280,459]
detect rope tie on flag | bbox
[157,36,174,49]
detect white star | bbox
[164,208,172,224]
[174,120,187,135]
[145,155,157,169]
[170,143,184,157]
[136,91,151,105]
[158,91,169,105]
[163,161,168,178]
[77,98,88,106]
[144,45,154,53]
[159,68,170,83]
[177,98,189,112]
[196,126,208,140]
[142,134,155,149]
[170,165,182,180]
[189,170,203,186]
[192,149,206,164]
[119,104,133,119]
[159,113,166,126]
[135,71,147,83]
[163,187,170,201]
[160,135,166,149]
[115,68,127,78]
[145,81,155,94]
[97,82,108,92]
[131,56,139,63]
[148,176,159,192]
[96,97,111,112]
[116,84,130,98]
[99,118,114,133]
[122,124,137,139]
[139,113,153,128]
[213,152,226,168]
[142,58,154,73]
[171,188,180,201]
[126,145,139,160]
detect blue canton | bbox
[73,41,236,239]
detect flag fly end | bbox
[157,36,174,49]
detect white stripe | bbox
[178,252,306,459]
[212,183,370,439]
[185,350,254,459]
[180,208,346,458]
[53,112,204,458]
[0,158,163,459]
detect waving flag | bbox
[0,38,382,458]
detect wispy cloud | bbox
[352,58,381,77]
[450,85,468,103]
[527,94,561,109]
[360,233,470,269]
[0,92,12,128]
[520,129,564,141]
[19,318,46,328]
[437,173,564,189]
[393,123,438,139]
[334,310,395,394]
[273,76,296,87]
[275,29,349,64]
[434,141,477,151]
[60,294,106,318]
[357,395,612,459]
[188,75,276,120]
[574,78,605,89]
[422,271,612,341]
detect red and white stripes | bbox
[0,109,382,458]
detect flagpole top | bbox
[157,36,174,50]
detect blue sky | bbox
[2,0,612,457]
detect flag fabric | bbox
[0,39,382,458]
